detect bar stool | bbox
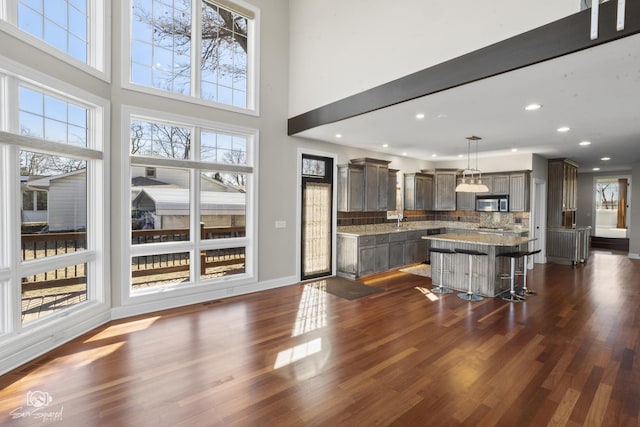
[455,248,488,302]
[518,249,542,296]
[429,247,455,294]
[497,251,526,302]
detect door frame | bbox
[296,148,337,282]
[533,178,547,265]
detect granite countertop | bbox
[337,221,528,237]
[423,232,533,247]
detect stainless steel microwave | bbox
[476,195,509,212]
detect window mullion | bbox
[192,0,202,99]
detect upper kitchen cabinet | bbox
[509,172,531,212]
[455,176,476,211]
[547,159,578,227]
[488,174,510,195]
[337,163,364,211]
[338,158,391,212]
[404,172,433,210]
[433,170,457,211]
[388,169,399,211]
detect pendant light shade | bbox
[455,136,489,193]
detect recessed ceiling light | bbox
[579,141,591,146]
[592,167,600,171]
[402,152,408,156]
[525,103,542,111]
[458,154,464,158]
[557,126,570,132]
[431,154,437,157]
[382,143,389,148]
[335,133,342,138]
[601,157,610,161]
[511,148,518,152]
[415,113,425,119]
[436,113,447,119]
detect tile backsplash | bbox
[337,210,528,227]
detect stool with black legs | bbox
[518,249,542,296]
[497,251,526,302]
[429,247,455,294]
[455,248,488,302]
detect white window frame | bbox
[122,0,260,116]
[120,105,257,307]
[0,57,109,336]
[0,0,111,81]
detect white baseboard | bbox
[111,275,298,320]
[0,308,110,376]
[628,253,640,259]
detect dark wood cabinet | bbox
[548,159,578,227]
[434,170,457,211]
[338,158,392,212]
[388,169,398,211]
[455,176,476,211]
[337,164,364,211]
[404,172,433,210]
[509,172,530,212]
[351,158,391,212]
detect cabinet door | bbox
[509,173,530,212]
[492,175,510,194]
[378,165,389,211]
[423,175,433,211]
[404,174,416,210]
[415,176,425,210]
[388,170,397,211]
[456,177,476,210]
[388,241,405,269]
[374,245,389,272]
[364,164,379,211]
[337,166,364,212]
[359,246,377,276]
[434,172,456,211]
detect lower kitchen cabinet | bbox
[337,229,433,279]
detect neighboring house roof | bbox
[26,169,86,190]
[131,176,169,186]
[133,187,245,215]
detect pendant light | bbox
[455,136,489,193]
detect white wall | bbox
[433,153,533,173]
[289,0,579,116]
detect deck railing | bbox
[21,226,245,289]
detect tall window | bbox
[2,0,107,72]
[0,73,107,331]
[127,110,255,294]
[130,0,256,110]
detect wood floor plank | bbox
[1,250,639,426]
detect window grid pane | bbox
[130,0,251,109]
[19,87,88,147]
[131,0,192,95]
[18,0,89,64]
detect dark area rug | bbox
[305,276,384,300]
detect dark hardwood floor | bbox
[1,249,639,426]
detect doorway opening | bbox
[592,176,630,251]
[301,154,334,281]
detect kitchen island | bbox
[336,221,529,280]
[424,233,534,297]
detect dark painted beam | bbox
[288,0,640,136]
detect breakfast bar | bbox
[423,233,534,297]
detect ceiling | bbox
[295,33,640,173]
